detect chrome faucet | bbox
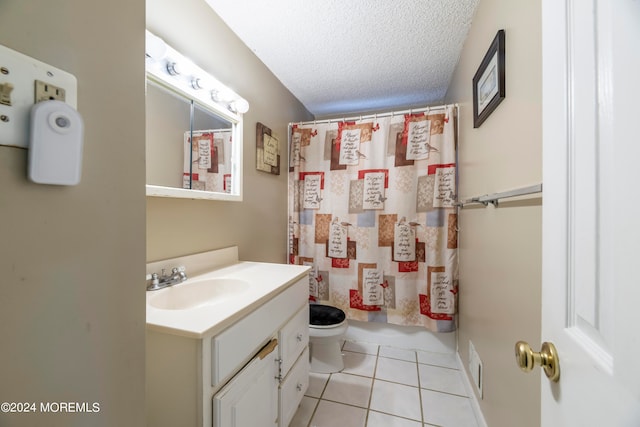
[146,266,187,291]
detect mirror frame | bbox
[145,32,244,202]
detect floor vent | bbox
[468,340,483,398]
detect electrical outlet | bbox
[35,80,66,103]
[0,44,77,148]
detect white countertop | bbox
[146,261,310,338]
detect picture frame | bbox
[472,29,505,128]
[256,122,280,175]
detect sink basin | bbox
[148,278,250,310]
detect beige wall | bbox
[445,1,542,426]
[146,0,312,264]
[0,1,146,426]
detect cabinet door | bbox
[213,340,278,427]
[278,304,309,376]
[279,347,310,427]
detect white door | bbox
[540,0,640,425]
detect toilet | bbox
[308,304,348,373]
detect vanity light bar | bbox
[145,30,249,116]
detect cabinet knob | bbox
[296,333,303,342]
[296,383,304,392]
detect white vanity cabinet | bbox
[146,273,309,427]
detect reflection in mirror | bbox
[188,104,234,193]
[145,30,246,201]
[146,81,191,189]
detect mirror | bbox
[145,31,245,201]
[146,81,190,189]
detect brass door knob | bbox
[515,341,560,382]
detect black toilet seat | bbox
[309,304,346,326]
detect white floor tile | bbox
[418,364,467,397]
[343,340,379,355]
[369,379,422,422]
[289,396,318,427]
[306,372,330,398]
[322,372,373,408]
[341,351,377,377]
[417,350,459,369]
[375,357,419,387]
[379,346,417,362]
[367,410,423,427]
[421,389,478,427]
[309,399,367,427]
[292,338,477,427]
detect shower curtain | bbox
[288,105,457,332]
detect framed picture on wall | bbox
[256,122,280,175]
[472,29,505,128]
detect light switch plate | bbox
[0,44,77,148]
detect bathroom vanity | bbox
[146,247,310,427]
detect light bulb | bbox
[212,87,235,103]
[166,61,181,76]
[191,78,204,90]
[230,98,250,114]
[145,31,167,60]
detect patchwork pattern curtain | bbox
[288,105,458,332]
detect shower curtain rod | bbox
[290,103,458,126]
[456,183,543,208]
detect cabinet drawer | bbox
[211,277,307,387]
[278,304,309,376]
[279,347,309,427]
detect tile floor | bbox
[290,340,479,427]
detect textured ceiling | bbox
[205,0,479,117]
